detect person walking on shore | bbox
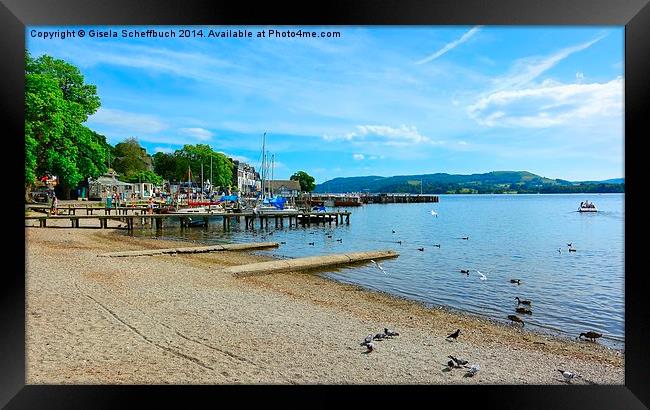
[50,192,58,215]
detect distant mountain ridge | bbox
[314,171,624,194]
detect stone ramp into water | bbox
[97,242,279,257]
[221,250,399,277]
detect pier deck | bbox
[25,210,351,232]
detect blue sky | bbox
[27,26,624,183]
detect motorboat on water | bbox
[578,200,597,212]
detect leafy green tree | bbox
[112,137,151,176]
[290,171,316,192]
[25,52,106,197]
[124,170,163,185]
[152,152,178,181]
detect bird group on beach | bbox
[446,355,479,377]
[360,327,400,353]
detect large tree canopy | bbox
[290,171,316,192]
[173,144,233,189]
[112,137,151,177]
[25,52,107,193]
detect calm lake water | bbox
[129,193,625,349]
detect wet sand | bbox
[25,219,624,384]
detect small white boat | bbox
[254,204,299,215]
[578,200,597,212]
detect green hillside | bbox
[314,171,624,194]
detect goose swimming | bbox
[516,307,532,315]
[507,315,525,326]
[515,297,532,305]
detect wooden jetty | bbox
[360,193,439,204]
[25,210,351,232]
[220,250,399,277]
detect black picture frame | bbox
[2,0,647,408]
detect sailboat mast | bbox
[201,162,204,201]
[271,154,274,197]
[261,132,266,199]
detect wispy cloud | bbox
[353,153,365,160]
[491,33,607,91]
[415,26,482,65]
[179,127,213,140]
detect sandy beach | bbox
[25,219,624,384]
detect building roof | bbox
[268,180,301,191]
[93,176,133,186]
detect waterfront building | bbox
[266,180,301,198]
[231,160,261,195]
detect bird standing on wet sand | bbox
[578,331,603,342]
[515,297,532,305]
[508,315,525,326]
[446,329,461,341]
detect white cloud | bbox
[353,153,365,160]
[323,124,444,147]
[87,108,168,134]
[468,77,623,128]
[179,127,213,140]
[416,26,482,65]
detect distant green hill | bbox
[314,171,624,194]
